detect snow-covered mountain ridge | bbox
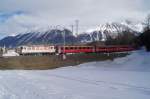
[0,21,144,47]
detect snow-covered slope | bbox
[0,50,149,99]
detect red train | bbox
[56,45,135,54]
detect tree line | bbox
[105,14,150,51]
[135,14,150,51]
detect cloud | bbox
[0,11,23,23]
[0,0,149,38]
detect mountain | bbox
[77,22,142,43]
[0,21,144,47]
[0,29,77,47]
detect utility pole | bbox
[55,25,66,60]
[75,20,79,36]
[63,28,66,60]
[70,25,74,35]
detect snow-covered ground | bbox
[0,50,150,99]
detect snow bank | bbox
[0,50,149,99]
[76,50,150,71]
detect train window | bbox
[44,47,47,50]
[32,47,35,50]
[28,47,31,50]
[41,47,44,50]
[46,47,49,50]
[61,47,64,50]
[36,47,38,50]
[65,47,67,50]
[23,47,26,50]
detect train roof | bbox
[18,45,55,47]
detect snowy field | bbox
[0,50,150,99]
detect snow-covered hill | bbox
[0,50,149,99]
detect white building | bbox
[2,50,19,57]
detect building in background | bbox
[2,50,19,57]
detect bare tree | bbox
[144,14,150,30]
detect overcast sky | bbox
[0,0,149,38]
